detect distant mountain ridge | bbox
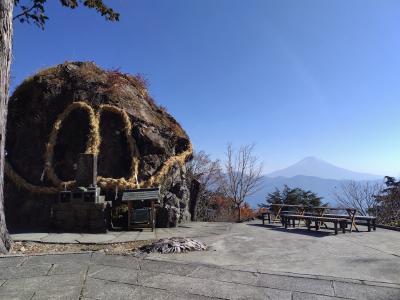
[246,157,384,207]
[267,156,382,181]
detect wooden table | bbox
[282,214,347,235]
[269,204,305,223]
[312,207,358,232]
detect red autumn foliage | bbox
[240,202,256,220]
[256,207,268,215]
[207,194,257,222]
[208,194,235,221]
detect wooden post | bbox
[306,219,311,231]
[346,209,359,232]
[273,205,282,223]
[297,206,305,226]
[151,200,155,232]
[318,208,328,229]
[127,201,132,228]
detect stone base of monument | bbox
[51,202,110,233]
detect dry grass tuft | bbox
[139,237,207,254]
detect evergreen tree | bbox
[259,188,282,207]
[260,185,323,208]
[375,176,400,226]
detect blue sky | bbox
[11,0,400,176]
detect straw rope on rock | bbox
[96,104,141,189]
[5,61,193,229]
[145,142,193,188]
[5,102,193,191]
[43,101,98,189]
[4,162,58,194]
[6,100,193,191]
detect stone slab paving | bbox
[10,222,230,244]
[0,252,398,299]
[3,221,400,299]
[149,222,400,285]
[39,233,82,244]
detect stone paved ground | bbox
[10,222,229,244]
[0,252,399,300]
[3,221,400,299]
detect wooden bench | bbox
[323,214,376,232]
[262,210,295,225]
[304,213,377,232]
[268,204,305,223]
[310,207,358,232]
[282,214,347,235]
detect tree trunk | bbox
[237,205,241,223]
[0,0,14,254]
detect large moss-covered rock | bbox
[5,61,192,230]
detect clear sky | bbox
[11,0,400,176]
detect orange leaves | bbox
[208,194,257,222]
[240,202,256,220]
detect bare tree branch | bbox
[333,181,383,216]
[220,144,264,222]
[185,151,222,220]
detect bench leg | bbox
[334,222,338,235]
[306,220,311,231]
[367,220,371,232]
[292,219,296,228]
[373,219,376,231]
[342,222,346,234]
[284,217,288,229]
[315,221,319,231]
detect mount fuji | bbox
[247,157,383,207]
[266,156,381,181]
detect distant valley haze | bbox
[266,156,382,181]
[247,156,384,208]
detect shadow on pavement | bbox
[247,223,332,237]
